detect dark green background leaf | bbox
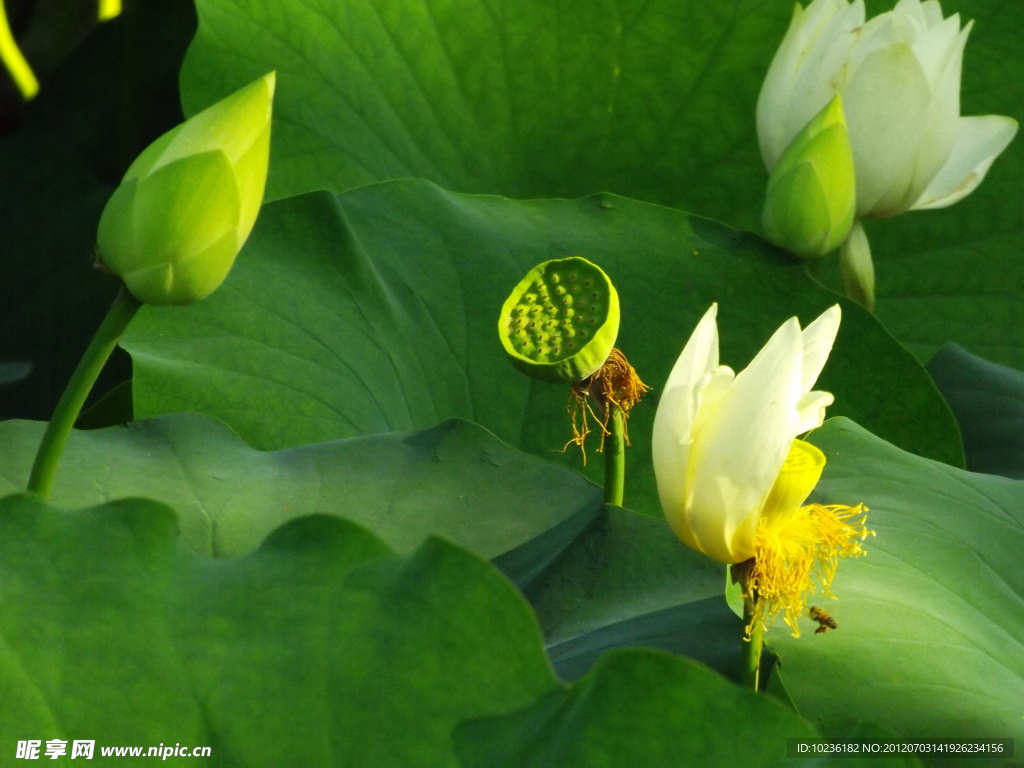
[122,182,963,523]
[0,0,194,421]
[927,343,1024,479]
[180,0,1024,367]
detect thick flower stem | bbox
[603,406,626,507]
[733,559,764,691]
[27,289,141,500]
[742,595,765,691]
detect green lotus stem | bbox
[98,0,122,20]
[741,587,765,692]
[27,290,140,500]
[603,406,626,506]
[0,0,37,99]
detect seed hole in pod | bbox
[581,330,587,337]
[589,318,596,323]
[548,305,554,311]
[567,341,575,348]
[552,274,560,283]
[553,348,560,355]
[591,292,598,298]
[529,322,536,328]
[569,274,577,281]
[563,298,569,305]
[556,286,565,295]
[584,280,591,287]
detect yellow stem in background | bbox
[0,0,37,100]
[98,0,122,21]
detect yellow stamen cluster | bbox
[746,502,874,637]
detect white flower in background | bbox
[758,0,1017,220]
[652,305,872,635]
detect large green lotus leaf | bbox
[763,417,1024,745]
[180,0,781,210]
[0,414,600,566]
[122,182,962,521]
[0,494,556,764]
[454,650,820,767]
[180,0,1024,368]
[926,343,1024,480]
[0,494,843,765]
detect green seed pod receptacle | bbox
[498,257,620,384]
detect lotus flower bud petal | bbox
[97,72,275,305]
[763,95,855,258]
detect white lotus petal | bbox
[795,390,835,433]
[799,304,842,392]
[758,0,862,169]
[661,304,719,394]
[845,43,932,216]
[912,114,1019,210]
[919,0,946,27]
[910,14,963,88]
[653,304,721,549]
[685,319,804,562]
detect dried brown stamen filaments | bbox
[563,348,650,464]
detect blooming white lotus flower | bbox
[653,304,841,562]
[653,304,872,635]
[758,0,1017,220]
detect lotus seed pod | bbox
[498,257,620,384]
[96,71,275,306]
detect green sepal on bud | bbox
[97,71,275,305]
[498,257,620,384]
[762,94,855,259]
